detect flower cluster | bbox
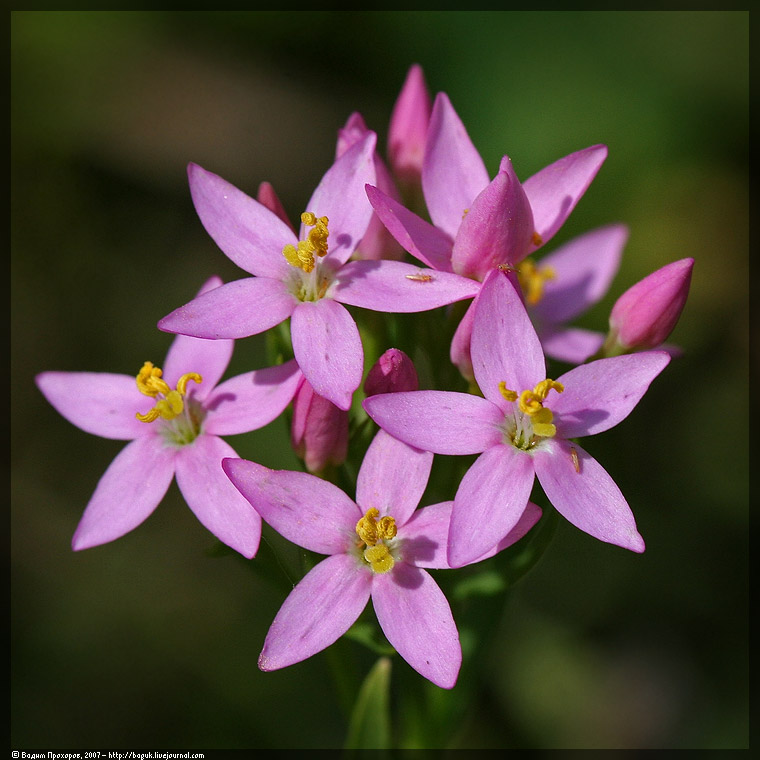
[37,64,693,690]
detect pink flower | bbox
[222,429,542,688]
[290,377,348,474]
[606,257,694,355]
[364,269,671,568]
[158,133,479,410]
[369,92,608,281]
[366,92,611,375]
[363,348,419,396]
[36,277,303,557]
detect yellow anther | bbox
[363,544,395,574]
[136,361,171,397]
[533,378,564,400]
[377,516,397,541]
[532,231,543,247]
[356,508,381,546]
[135,363,203,424]
[518,389,544,415]
[499,382,518,402]
[518,258,556,305]
[283,212,329,272]
[176,372,202,396]
[518,379,563,416]
[135,408,161,423]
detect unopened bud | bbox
[605,257,694,354]
[291,379,348,474]
[364,348,419,396]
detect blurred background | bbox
[11,11,748,750]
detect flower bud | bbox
[257,182,295,232]
[291,379,348,474]
[606,257,694,354]
[364,348,419,396]
[388,64,431,191]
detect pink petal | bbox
[160,276,234,395]
[372,563,461,689]
[472,501,544,562]
[71,436,176,550]
[258,553,372,672]
[533,438,645,552]
[162,333,234,402]
[470,269,546,407]
[204,359,302,436]
[363,390,504,455]
[451,157,535,279]
[158,277,297,340]
[304,133,376,268]
[290,299,363,411]
[175,435,261,558]
[532,224,627,325]
[332,260,479,313]
[356,429,433,527]
[522,144,608,247]
[551,351,671,439]
[538,325,606,365]
[188,163,296,279]
[399,501,454,569]
[221,458,362,555]
[423,93,490,240]
[365,184,454,272]
[447,444,535,568]
[36,371,151,440]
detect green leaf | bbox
[344,656,393,751]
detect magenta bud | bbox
[388,64,432,188]
[364,348,419,396]
[291,379,348,474]
[607,257,694,352]
[256,182,294,232]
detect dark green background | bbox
[11,11,749,750]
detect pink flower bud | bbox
[388,64,432,189]
[364,348,419,396]
[291,379,348,474]
[256,182,294,232]
[608,257,694,352]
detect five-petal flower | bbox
[364,268,670,567]
[36,277,303,557]
[222,428,542,688]
[158,133,479,410]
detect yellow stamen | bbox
[135,363,202,423]
[500,377,563,442]
[499,381,518,402]
[531,231,543,247]
[356,507,397,574]
[283,212,329,273]
[518,258,555,305]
